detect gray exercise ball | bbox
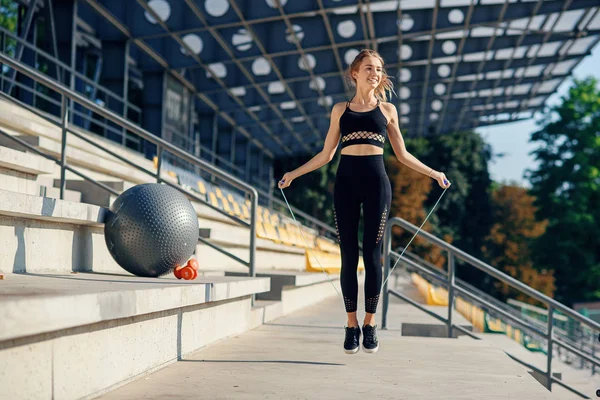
[104,183,199,277]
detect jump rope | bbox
[278,180,449,302]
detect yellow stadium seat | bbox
[485,316,505,333]
[411,273,448,306]
[262,222,281,243]
[241,204,250,220]
[208,192,220,209]
[219,196,235,216]
[255,222,268,239]
[316,237,340,254]
[230,200,243,218]
[276,226,295,246]
[197,180,207,195]
[305,249,364,274]
[430,286,449,306]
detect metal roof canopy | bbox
[80,0,600,159]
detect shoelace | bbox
[363,326,376,341]
[345,327,359,343]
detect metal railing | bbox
[0,27,264,192]
[396,247,600,374]
[382,217,600,398]
[0,52,258,291]
[0,27,143,150]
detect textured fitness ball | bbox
[104,183,199,277]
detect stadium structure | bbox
[0,1,599,399]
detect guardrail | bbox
[0,51,258,293]
[382,216,600,398]
[0,27,269,193]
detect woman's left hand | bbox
[432,171,451,189]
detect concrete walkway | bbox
[98,295,563,400]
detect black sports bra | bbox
[339,98,388,149]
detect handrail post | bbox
[381,220,392,330]
[156,146,163,183]
[546,305,554,390]
[592,337,596,375]
[59,95,68,199]
[249,189,258,306]
[447,251,455,338]
[1,31,5,91]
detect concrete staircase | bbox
[2,87,594,400]
[392,272,600,398]
[0,98,342,399]
[94,295,569,400]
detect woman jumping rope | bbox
[278,49,451,354]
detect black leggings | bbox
[333,154,392,314]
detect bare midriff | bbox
[340,144,384,156]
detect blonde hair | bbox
[345,49,394,102]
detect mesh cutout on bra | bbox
[344,296,357,313]
[341,131,385,144]
[376,205,388,244]
[365,294,380,314]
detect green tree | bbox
[0,0,18,32]
[0,0,18,60]
[483,185,553,305]
[527,77,600,306]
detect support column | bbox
[197,112,214,160]
[9,0,37,100]
[100,40,129,144]
[140,70,164,159]
[53,0,77,90]
[15,11,36,107]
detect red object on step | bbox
[180,266,197,280]
[186,258,199,271]
[173,265,183,279]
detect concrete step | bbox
[0,271,270,400]
[384,295,473,338]
[0,100,322,275]
[227,270,342,301]
[0,188,313,279]
[0,145,54,195]
[0,188,117,275]
[0,130,175,187]
[196,239,307,272]
[0,97,156,175]
[56,178,134,207]
[35,175,82,202]
[231,269,348,317]
[472,333,599,399]
[0,143,83,202]
[97,296,562,400]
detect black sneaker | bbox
[344,326,361,354]
[362,324,379,353]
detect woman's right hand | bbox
[278,172,295,189]
[431,171,451,189]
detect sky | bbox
[476,42,600,188]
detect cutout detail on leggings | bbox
[376,205,388,244]
[365,294,380,314]
[344,296,357,313]
[334,208,341,244]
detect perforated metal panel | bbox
[104,183,199,277]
